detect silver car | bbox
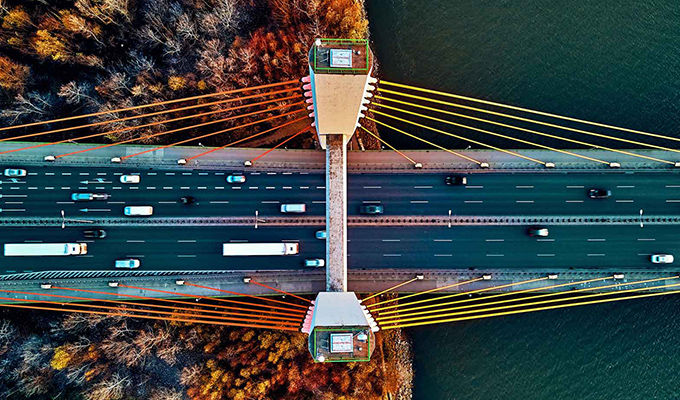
[226,175,246,184]
[3,168,26,177]
[115,259,140,269]
[651,254,674,264]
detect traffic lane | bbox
[0,226,326,272]
[347,225,680,268]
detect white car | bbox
[115,259,140,269]
[124,206,153,216]
[4,168,26,177]
[226,175,246,184]
[120,175,140,184]
[304,258,325,268]
[651,254,674,264]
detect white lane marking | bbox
[0,209,25,212]
[261,201,279,204]
[178,255,196,258]
[198,172,208,176]
[28,173,38,176]
[0,194,27,197]
[364,186,382,189]
[163,187,173,190]
[537,254,555,257]
[56,201,74,204]
[486,254,504,257]
[45,187,54,190]
[96,187,105,190]
[300,186,309,189]
[466,185,484,189]
[45,173,55,176]
[251,172,261,175]
[215,187,224,190]
[147,187,156,190]
[266,187,275,190]
[317,186,326,190]
[382,239,401,242]
[113,172,122,175]
[197,186,207,190]
[23,240,42,243]
[215,172,225,175]
[567,185,584,189]
[616,200,633,203]
[516,185,534,189]
[97,172,106,175]
[266,172,276,175]
[362,200,381,204]
[383,254,401,257]
[282,186,292,189]
[209,201,230,204]
[130,187,139,190]
[79,172,89,175]
[78,240,94,243]
[486,239,504,242]
[566,200,584,203]
[617,185,635,188]
[107,201,125,204]
[166,172,175,176]
[283,172,292,175]
[10,187,20,190]
[587,239,606,242]
[112,187,122,190]
[312,201,326,204]
[536,239,555,242]
[410,200,429,204]
[249,187,259,190]
[178,240,196,243]
[587,254,606,257]
[182,172,192,176]
[61,172,71,176]
[665,185,680,188]
[158,201,176,204]
[300,172,308,175]
[638,253,651,256]
[78,187,87,190]
[434,239,453,242]
[126,255,145,258]
[666,200,680,203]
[28,187,38,190]
[232,187,242,190]
[77,255,94,258]
[229,240,248,242]
[516,200,534,203]
[148,172,157,176]
[464,200,483,203]
[127,240,145,243]
[434,254,453,257]
[637,238,656,241]
[414,186,432,189]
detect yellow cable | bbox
[367,277,483,308]
[381,284,680,330]
[380,276,680,326]
[378,81,679,144]
[375,96,610,164]
[362,276,421,302]
[372,103,676,165]
[366,118,482,164]
[358,125,418,164]
[377,276,612,320]
[373,277,548,314]
[369,114,545,165]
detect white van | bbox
[280,203,306,213]
[124,206,153,216]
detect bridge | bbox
[1,38,680,362]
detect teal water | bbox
[365,1,680,399]
[366,0,680,149]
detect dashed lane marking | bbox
[232,187,241,190]
[364,186,382,189]
[464,200,483,203]
[516,200,534,203]
[567,185,584,189]
[486,239,504,242]
[209,201,229,204]
[410,200,429,204]
[615,200,633,203]
[383,254,401,257]
[434,254,453,257]
[536,239,555,242]
[587,254,606,257]
[178,255,196,258]
[198,186,207,190]
[434,239,452,242]
[587,239,606,242]
[637,238,655,241]
[382,239,401,242]
[178,240,197,243]
[158,201,176,204]
[249,187,258,190]
[466,185,484,189]
[127,240,145,243]
[566,200,584,203]
[537,254,555,257]
[266,187,275,190]
[261,201,279,204]
[56,201,74,204]
[414,186,432,189]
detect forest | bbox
[0,308,412,399]
[0,0,372,149]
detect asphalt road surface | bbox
[0,225,677,273]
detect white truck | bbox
[223,242,299,256]
[4,243,88,256]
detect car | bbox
[180,196,196,205]
[315,230,327,239]
[3,168,26,177]
[280,204,306,213]
[304,258,325,268]
[651,254,674,264]
[71,193,109,201]
[226,175,246,184]
[84,229,107,239]
[446,176,467,186]
[115,259,140,269]
[360,205,384,215]
[527,227,549,237]
[124,206,153,216]
[588,189,611,199]
[120,175,140,184]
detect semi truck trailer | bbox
[4,243,88,256]
[223,242,299,256]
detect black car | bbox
[84,229,107,239]
[360,205,384,215]
[180,196,196,205]
[445,176,467,186]
[588,189,611,199]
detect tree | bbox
[0,56,29,93]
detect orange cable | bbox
[183,282,310,309]
[184,115,309,161]
[0,79,300,133]
[249,127,310,163]
[244,279,312,304]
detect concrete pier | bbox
[325,134,348,291]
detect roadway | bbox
[0,225,677,273]
[1,166,680,218]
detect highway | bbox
[0,225,678,273]
[2,166,680,217]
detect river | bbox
[365,1,680,399]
